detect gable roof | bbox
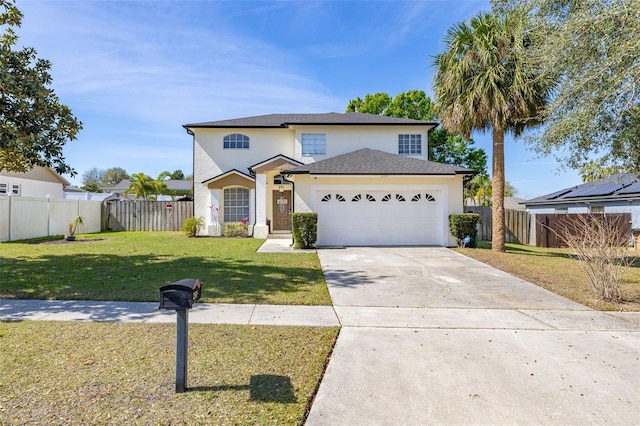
[201,169,254,185]
[525,173,640,205]
[183,112,438,129]
[0,166,70,186]
[283,148,476,176]
[249,154,303,175]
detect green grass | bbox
[0,321,339,425]
[0,232,331,305]
[454,241,640,311]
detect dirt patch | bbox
[33,238,107,245]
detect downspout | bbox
[185,127,196,218]
[248,168,257,235]
[283,174,295,222]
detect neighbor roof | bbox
[525,173,640,205]
[183,112,438,129]
[283,148,476,176]
[114,179,193,192]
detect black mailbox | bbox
[159,278,202,310]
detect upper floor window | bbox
[302,133,326,155]
[223,133,249,149]
[398,134,421,155]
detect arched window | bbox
[223,187,250,222]
[223,134,249,149]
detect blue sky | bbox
[17,0,582,199]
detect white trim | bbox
[307,174,457,179]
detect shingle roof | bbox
[283,149,476,176]
[183,112,438,128]
[524,173,640,205]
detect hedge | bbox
[292,213,318,249]
[449,213,479,248]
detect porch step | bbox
[268,233,293,239]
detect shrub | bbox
[224,218,249,237]
[449,213,479,247]
[558,214,633,302]
[181,216,205,237]
[292,213,317,249]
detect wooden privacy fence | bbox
[465,206,531,245]
[103,200,193,231]
[534,213,631,248]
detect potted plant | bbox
[65,216,84,241]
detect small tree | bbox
[65,216,84,241]
[558,214,633,302]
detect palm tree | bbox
[153,171,173,200]
[433,9,554,252]
[125,172,155,200]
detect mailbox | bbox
[159,278,202,310]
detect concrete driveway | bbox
[306,247,640,425]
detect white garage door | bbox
[315,189,444,246]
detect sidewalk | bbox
[0,299,339,327]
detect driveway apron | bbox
[306,247,640,425]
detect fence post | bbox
[7,194,11,242]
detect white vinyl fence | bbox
[0,196,102,242]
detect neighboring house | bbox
[63,186,114,201]
[466,197,526,210]
[505,197,526,211]
[524,173,640,229]
[184,112,475,246]
[0,166,70,198]
[112,179,193,201]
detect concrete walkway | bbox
[0,299,339,327]
[306,247,640,425]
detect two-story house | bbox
[184,112,474,246]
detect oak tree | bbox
[0,0,82,175]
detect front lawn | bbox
[454,241,640,311]
[0,232,331,305]
[0,321,339,425]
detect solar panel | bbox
[564,183,626,198]
[543,188,573,200]
[618,181,640,195]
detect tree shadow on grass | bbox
[0,252,327,305]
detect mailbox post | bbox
[159,278,202,393]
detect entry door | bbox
[272,190,292,230]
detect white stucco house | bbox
[0,166,70,198]
[184,112,475,247]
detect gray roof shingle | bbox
[184,112,438,128]
[283,149,476,176]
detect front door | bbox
[272,190,291,231]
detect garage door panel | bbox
[316,189,444,246]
